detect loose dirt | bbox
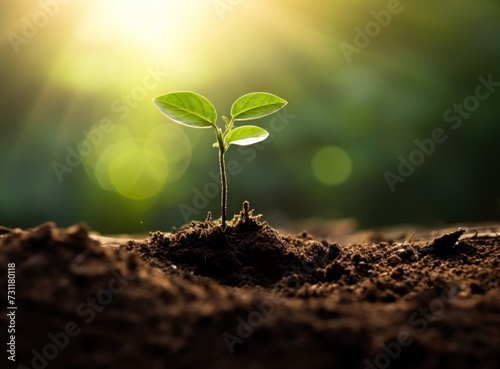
[1,203,499,369]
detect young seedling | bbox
[153,91,287,229]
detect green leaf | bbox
[231,92,287,121]
[225,126,269,146]
[153,91,216,128]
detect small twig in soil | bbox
[242,201,250,222]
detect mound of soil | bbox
[123,202,335,287]
[1,205,500,369]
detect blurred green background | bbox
[1,0,499,233]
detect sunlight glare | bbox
[79,0,202,53]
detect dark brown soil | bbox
[1,204,499,369]
[123,205,335,288]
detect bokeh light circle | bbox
[88,124,192,200]
[92,138,168,200]
[312,146,352,185]
[108,141,168,200]
[146,124,192,183]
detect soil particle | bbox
[387,254,402,266]
[427,228,466,256]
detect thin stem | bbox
[214,127,227,230]
[219,149,227,229]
